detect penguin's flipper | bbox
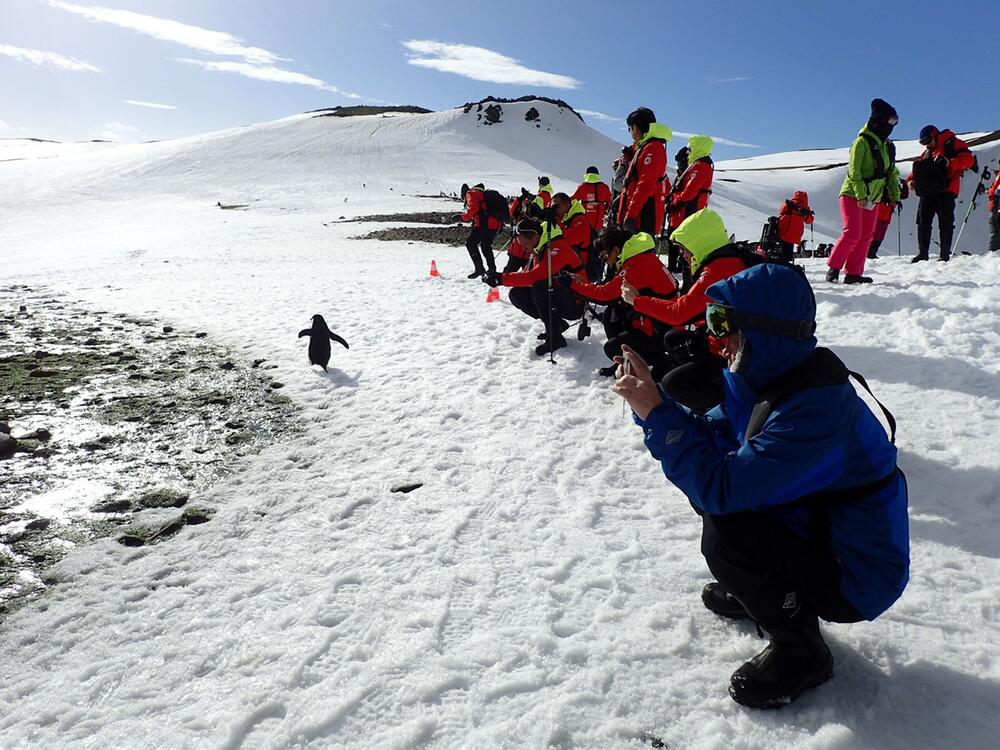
[298,329,311,338]
[329,333,350,349]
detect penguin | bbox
[298,315,349,372]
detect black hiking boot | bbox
[910,254,928,264]
[702,582,751,621]
[468,268,485,279]
[577,318,591,341]
[729,619,833,708]
[825,267,839,283]
[535,334,567,356]
[537,331,549,341]
[843,274,873,284]
[598,364,618,377]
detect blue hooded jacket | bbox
[637,264,909,620]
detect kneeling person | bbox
[569,228,677,376]
[613,263,909,708]
[484,219,585,356]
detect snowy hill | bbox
[0,99,622,212]
[2,104,1000,749]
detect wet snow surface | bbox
[2,105,1000,748]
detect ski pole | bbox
[545,208,556,365]
[897,203,902,256]
[953,163,993,255]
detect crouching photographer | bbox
[612,263,909,709]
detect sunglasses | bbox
[919,136,934,146]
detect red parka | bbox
[906,129,976,198]
[987,170,1000,212]
[777,191,815,245]
[571,252,677,336]
[462,189,503,230]
[500,236,583,288]
[632,250,753,356]
[571,180,612,231]
[669,160,714,229]
[618,124,671,230]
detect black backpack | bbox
[911,154,949,197]
[482,189,510,224]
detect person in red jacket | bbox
[988,169,1000,253]
[571,166,612,233]
[484,218,585,356]
[618,107,671,235]
[553,192,596,280]
[777,191,815,262]
[907,125,976,262]
[461,182,502,278]
[569,228,678,376]
[620,209,759,413]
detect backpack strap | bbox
[847,370,897,444]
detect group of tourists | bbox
[451,101,933,709]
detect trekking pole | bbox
[493,225,514,265]
[897,203,902,256]
[544,207,556,365]
[954,163,995,255]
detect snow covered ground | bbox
[2,102,1000,749]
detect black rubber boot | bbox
[535,334,567,356]
[910,254,928,264]
[866,238,882,260]
[467,269,485,279]
[702,582,752,621]
[843,274,873,284]
[729,617,833,709]
[825,267,839,283]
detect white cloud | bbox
[178,59,360,98]
[577,109,618,122]
[0,42,100,72]
[674,130,760,149]
[711,76,752,83]
[124,99,178,110]
[46,1,282,64]
[95,121,143,142]
[47,1,359,97]
[402,40,579,90]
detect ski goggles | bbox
[705,303,817,340]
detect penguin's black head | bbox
[311,314,329,331]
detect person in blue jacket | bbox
[612,263,909,708]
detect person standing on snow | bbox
[777,191,815,262]
[483,218,585,356]
[907,125,976,263]
[534,176,555,210]
[664,146,691,273]
[567,228,678,376]
[618,107,671,235]
[988,169,1000,253]
[571,166,612,233]
[667,136,715,237]
[826,99,900,284]
[612,263,909,709]
[460,183,502,279]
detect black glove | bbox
[483,270,502,287]
[622,217,637,234]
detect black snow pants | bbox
[466,226,498,273]
[508,282,584,339]
[989,206,1000,253]
[916,193,956,260]
[701,511,862,632]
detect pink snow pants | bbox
[828,195,878,275]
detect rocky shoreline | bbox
[0,286,298,615]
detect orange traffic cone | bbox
[429,259,440,277]
[485,287,500,303]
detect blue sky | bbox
[2,0,999,160]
